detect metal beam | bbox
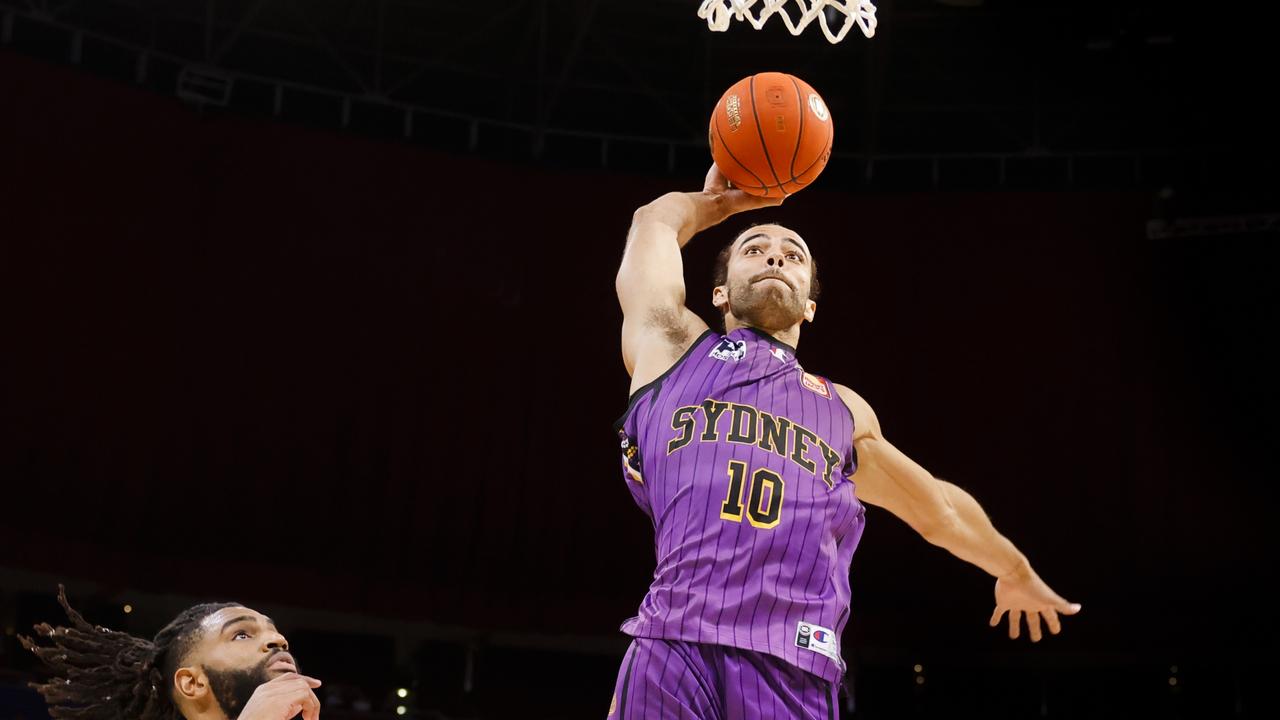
[585,32,699,139]
[1147,214,1280,240]
[535,0,601,134]
[382,0,530,98]
[283,0,373,94]
[204,0,215,62]
[373,0,385,94]
[211,0,270,63]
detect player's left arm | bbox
[834,383,1082,642]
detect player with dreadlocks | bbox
[20,586,322,720]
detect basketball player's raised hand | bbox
[238,672,323,720]
[702,163,785,215]
[989,565,1081,642]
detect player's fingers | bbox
[704,164,726,192]
[1008,609,1022,640]
[274,674,320,689]
[989,606,1006,627]
[1058,600,1082,615]
[266,678,315,699]
[301,689,321,720]
[749,190,785,208]
[1044,608,1062,635]
[268,672,320,689]
[1027,611,1043,643]
[286,701,303,720]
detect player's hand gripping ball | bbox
[709,72,834,198]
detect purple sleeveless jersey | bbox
[615,326,866,684]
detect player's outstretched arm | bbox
[834,384,1081,643]
[616,165,781,390]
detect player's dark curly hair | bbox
[711,223,821,311]
[19,585,240,720]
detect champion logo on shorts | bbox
[709,338,747,362]
[795,621,841,664]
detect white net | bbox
[696,0,878,43]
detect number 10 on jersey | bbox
[720,460,785,529]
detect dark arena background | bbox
[2,1,1277,718]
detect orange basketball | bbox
[708,72,833,198]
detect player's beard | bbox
[205,654,283,720]
[726,273,807,331]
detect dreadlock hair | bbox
[20,585,240,720]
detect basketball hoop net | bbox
[697,1,878,43]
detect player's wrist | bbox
[997,555,1033,583]
[634,192,701,235]
[691,191,734,231]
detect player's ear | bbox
[173,666,210,702]
[712,285,728,311]
[804,299,816,323]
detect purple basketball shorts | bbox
[607,637,838,719]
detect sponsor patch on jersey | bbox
[619,432,644,484]
[769,346,789,364]
[801,371,831,398]
[795,621,840,664]
[709,338,747,362]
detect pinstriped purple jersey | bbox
[615,326,866,684]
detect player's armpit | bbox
[621,306,709,390]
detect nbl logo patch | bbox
[795,621,841,665]
[709,338,747,362]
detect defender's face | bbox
[190,607,295,677]
[714,224,817,330]
[179,607,298,719]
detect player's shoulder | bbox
[832,383,881,440]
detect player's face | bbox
[714,225,817,331]
[182,607,298,719]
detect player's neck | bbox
[179,706,226,720]
[724,316,801,351]
[176,695,229,720]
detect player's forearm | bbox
[924,480,1030,580]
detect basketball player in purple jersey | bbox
[609,165,1081,719]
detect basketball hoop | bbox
[697,1,878,43]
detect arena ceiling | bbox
[1,0,1270,189]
